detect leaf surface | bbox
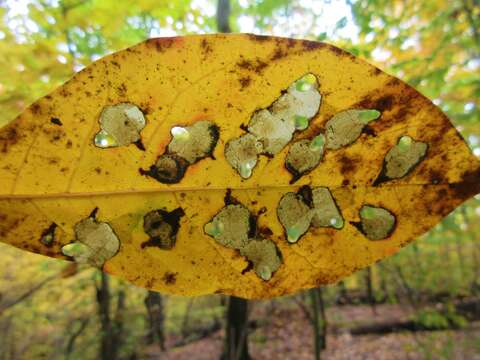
[0,34,479,299]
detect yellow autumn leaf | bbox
[0,34,479,299]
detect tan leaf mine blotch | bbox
[356,205,396,240]
[374,135,428,185]
[168,121,219,163]
[204,204,252,249]
[285,134,326,183]
[278,186,344,243]
[277,192,313,243]
[325,109,381,150]
[310,187,344,229]
[1,34,479,299]
[62,216,120,268]
[204,197,282,281]
[225,73,321,179]
[224,134,263,179]
[94,103,146,148]
[142,120,219,183]
[240,239,282,281]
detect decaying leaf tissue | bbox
[0,34,478,299]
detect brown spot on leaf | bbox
[0,125,19,153]
[330,46,345,57]
[301,40,325,51]
[48,128,64,142]
[30,103,42,114]
[237,58,268,74]
[200,38,213,57]
[428,169,444,184]
[339,154,359,175]
[271,48,286,61]
[258,226,273,238]
[147,37,177,52]
[449,168,480,200]
[163,271,177,285]
[376,95,394,112]
[50,117,63,126]
[239,76,251,89]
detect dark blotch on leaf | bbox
[258,226,273,238]
[239,76,252,89]
[298,185,314,208]
[148,37,176,52]
[134,139,146,151]
[448,168,480,200]
[363,125,376,137]
[301,39,325,51]
[224,188,240,206]
[207,124,220,159]
[30,103,41,114]
[141,154,189,184]
[142,208,185,250]
[339,155,358,175]
[50,117,63,126]
[88,207,99,219]
[376,95,394,112]
[241,259,254,275]
[0,126,19,153]
[247,214,257,239]
[163,271,177,284]
[271,48,286,61]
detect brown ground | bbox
[143,304,480,360]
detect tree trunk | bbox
[222,296,250,360]
[336,280,351,304]
[97,273,113,360]
[144,290,166,350]
[216,0,231,33]
[378,263,390,303]
[309,288,327,360]
[96,273,125,360]
[365,267,377,314]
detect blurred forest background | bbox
[0,0,479,359]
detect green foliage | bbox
[415,305,467,330]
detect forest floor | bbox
[143,303,480,360]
